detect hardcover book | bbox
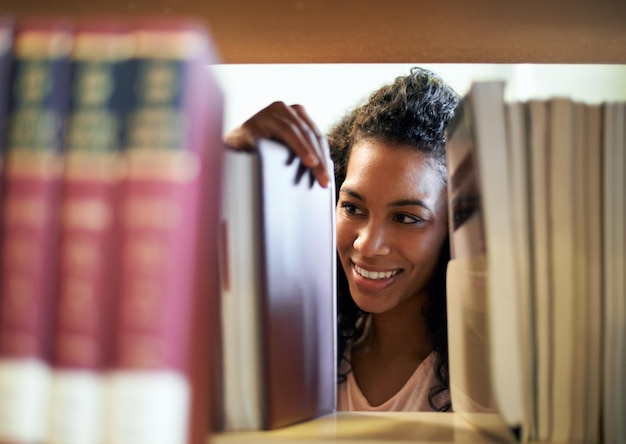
[48,19,134,444]
[445,81,527,440]
[104,19,224,444]
[220,139,336,431]
[0,18,73,443]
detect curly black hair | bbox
[327,67,459,412]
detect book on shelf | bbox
[48,19,134,444]
[0,16,225,444]
[444,81,625,443]
[219,138,337,431]
[444,81,525,441]
[105,18,225,444]
[0,18,74,443]
[602,101,625,444]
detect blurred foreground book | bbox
[445,81,625,443]
[0,16,225,444]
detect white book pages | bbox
[571,102,588,443]
[505,101,534,442]
[445,105,498,418]
[220,149,263,431]
[468,82,524,430]
[548,98,576,443]
[446,256,495,414]
[527,99,551,442]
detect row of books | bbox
[445,81,625,443]
[0,16,338,444]
[0,17,226,444]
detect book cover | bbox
[547,98,577,443]
[104,18,224,444]
[582,104,603,444]
[220,138,336,431]
[445,81,525,439]
[0,18,74,443]
[444,101,495,416]
[526,99,551,442]
[48,19,135,444]
[602,101,625,444]
[505,100,534,443]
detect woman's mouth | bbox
[353,263,400,280]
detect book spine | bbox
[0,18,13,157]
[48,21,135,444]
[0,19,73,443]
[105,20,223,444]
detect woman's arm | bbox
[223,101,331,188]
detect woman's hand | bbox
[223,101,331,188]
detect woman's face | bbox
[336,139,449,314]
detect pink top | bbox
[336,351,450,412]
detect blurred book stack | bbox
[0,16,225,444]
[445,81,625,443]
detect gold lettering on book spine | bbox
[121,278,163,329]
[120,335,163,368]
[2,196,53,228]
[1,277,32,324]
[3,237,37,268]
[124,238,166,273]
[56,333,98,366]
[62,198,113,231]
[121,197,181,229]
[61,239,101,272]
[59,277,95,329]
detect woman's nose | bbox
[352,221,391,257]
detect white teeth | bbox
[354,264,398,280]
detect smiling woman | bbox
[224,67,459,413]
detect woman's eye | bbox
[340,202,364,216]
[394,213,422,225]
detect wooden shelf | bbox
[210,412,517,443]
[2,0,626,63]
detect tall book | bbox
[48,20,135,444]
[602,101,625,444]
[445,81,525,439]
[0,19,74,443]
[526,99,551,442]
[104,19,224,444]
[582,104,603,444]
[504,100,534,442]
[220,139,336,431]
[546,97,583,443]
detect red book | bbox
[105,19,224,444]
[220,139,337,431]
[0,18,74,443]
[48,19,134,443]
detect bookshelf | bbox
[2,0,626,63]
[0,3,623,444]
[211,412,517,444]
